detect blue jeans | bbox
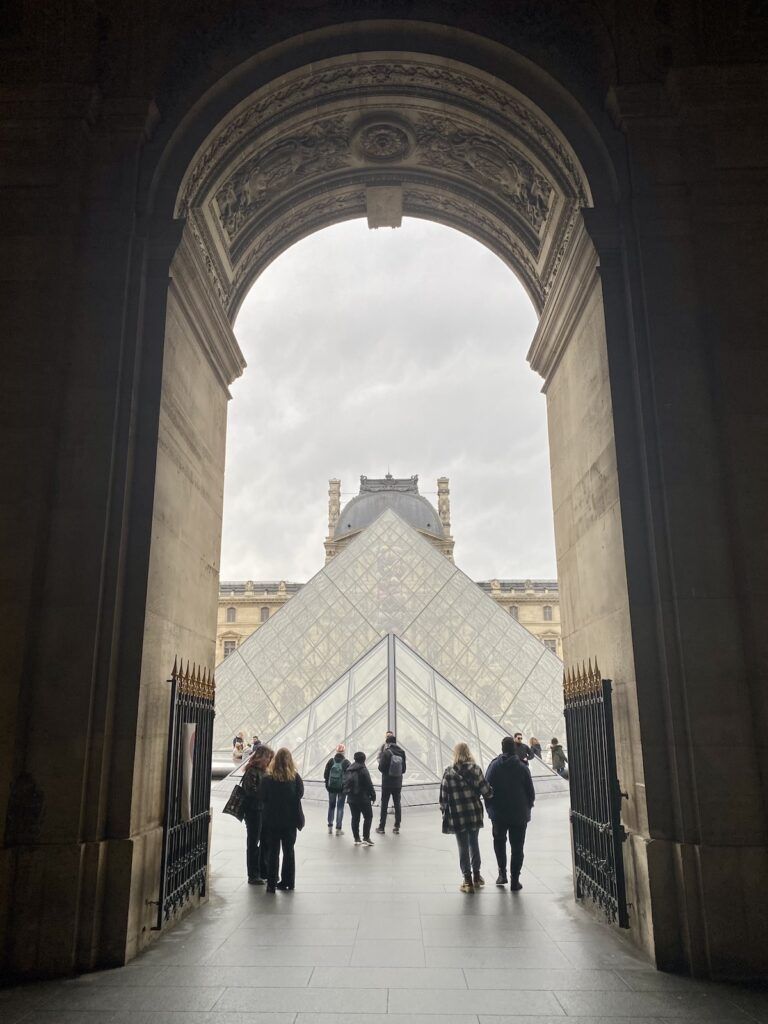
[327,792,346,827]
[455,829,481,879]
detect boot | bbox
[459,876,475,894]
[495,871,508,885]
[473,872,485,887]
[510,875,523,891]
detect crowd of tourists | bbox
[233,729,568,893]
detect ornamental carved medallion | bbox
[354,120,413,161]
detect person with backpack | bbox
[260,747,304,892]
[324,743,350,834]
[343,751,377,846]
[375,733,406,834]
[485,736,535,890]
[440,742,493,893]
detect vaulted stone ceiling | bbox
[176,53,590,319]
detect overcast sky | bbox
[222,218,556,583]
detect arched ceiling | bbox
[176,53,591,319]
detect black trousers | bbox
[244,807,267,881]
[379,783,402,828]
[492,820,527,878]
[349,801,373,841]
[264,826,297,888]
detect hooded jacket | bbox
[440,761,492,834]
[343,761,376,806]
[377,742,407,788]
[550,744,567,771]
[485,753,535,826]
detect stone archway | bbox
[132,42,649,971]
[5,9,765,985]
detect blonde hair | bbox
[268,747,297,782]
[452,742,474,765]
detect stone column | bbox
[325,478,341,561]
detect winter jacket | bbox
[439,761,492,834]
[550,744,567,771]
[514,741,533,763]
[378,743,407,788]
[530,742,542,759]
[485,753,535,826]
[240,763,265,812]
[261,774,305,832]
[323,753,350,791]
[343,762,376,806]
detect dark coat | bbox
[530,742,542,759]
[261,774,304,832]
[439,762,492,834]
[378,742,407,788]
[323,753,350,791]
[514,741,533,763]
[550,744,567,770]
[343,762,376,807]
[485,753,535,826]
[240,763,265,812]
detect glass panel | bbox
[347,675,388,733]
[394,640,433,695]
[312,672,350,730]
[346,707,389,765]
[434,677,473,731]
[301,704,348,779]
[397,673,438,735]
[396,707,442,781]
[351,639,388,693]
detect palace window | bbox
[543,605,553,621]
[226,606,236,623]
[543,637,558,653]
[223,639,237,658]
[509,605,518,620]
[260,606,270,623]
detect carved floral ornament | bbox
[213,108,555,245]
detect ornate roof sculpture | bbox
[213,508,565,773]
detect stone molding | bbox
[527,215,600,387]
[175,54,589,321]
[169,225,246,390]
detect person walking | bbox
[513,731,533,763]
[528,736,542,759]
[485,736,535,891]
[376,733,406,834]
[344,751,377,846]
[324,743,350,835]
[241,743,273,884]
[260,748,304,893]
[440,742,493,893]
[550,737,568,777]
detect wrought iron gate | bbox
[563,660,629,927]
[155,659,215,930]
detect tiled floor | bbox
[3,789,767,1023]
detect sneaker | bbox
[362,838,375,846]
[335,828,344,835]
[375,826,385,834]
[354,839,363,845]
[510,878,523,891]
[248,877,266,885]
[495,873,508,886]
[327,825,333,834]
[276,882,294,891]
[473,873,485,887]
[459,880,475,894]
[393,826,400,834]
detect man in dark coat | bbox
[486,736,535,890]
[513,731,533,763]
[375,734,407,834]
[343,751,377,846]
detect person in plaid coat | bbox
[440,742,493,893]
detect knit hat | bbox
[353,751,366,763]
[336,743,346,753]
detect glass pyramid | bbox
[214,508,565,755]
[262,634,563,792]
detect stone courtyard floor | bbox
[3,788,768,1023]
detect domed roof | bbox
[334,476,444,541]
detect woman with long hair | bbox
[440,742,493,893]
[261,747,304,892]
[528,736,542,759]
[240,743,273,884]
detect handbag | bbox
[223,783,246,821]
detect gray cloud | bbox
[222,218,556,582]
